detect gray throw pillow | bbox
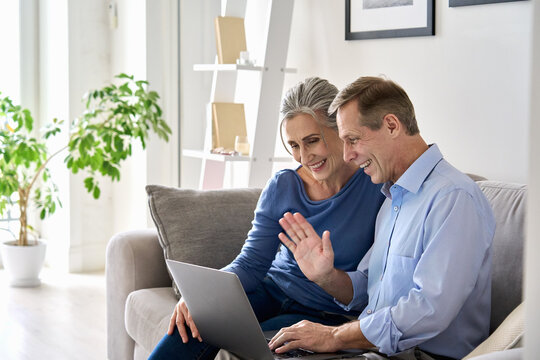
[146,185,261,297]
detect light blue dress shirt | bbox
[337,144,495,359]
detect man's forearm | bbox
[331,321,374,350]
[315,268,354,305]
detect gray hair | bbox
[279,77,338,153]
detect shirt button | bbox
[393,206,399,211]
[367,309,373,314]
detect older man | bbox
[269,76,495,360]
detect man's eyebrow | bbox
[339,131,356,138]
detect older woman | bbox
[148,77,385,360]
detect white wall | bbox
[284,0,531,184]
[181,0,531,186]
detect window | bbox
[0,0,21,242]
[0,0,21,103]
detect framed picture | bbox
[449,0,527,7]
[345,0,435,40]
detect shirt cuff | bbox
[333,270,368,311]
[359,307,403,356]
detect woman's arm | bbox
[221,173,285,291]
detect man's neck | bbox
[390,135,429,184]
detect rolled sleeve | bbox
[333,270,369,311]
[360,308,403,355]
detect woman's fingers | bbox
[185,309,202,342]
[175,306,190,343]
[167,300,203,343]
[167,308,177,335]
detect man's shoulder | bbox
[427,159,482,196]
[423,160,495,225]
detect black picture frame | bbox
[345,0,435,40]
[450,0,527,7]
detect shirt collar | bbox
[382,143,443,196]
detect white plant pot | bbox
[0,240,47,287]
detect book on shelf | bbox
[211,102,247,151]
[214,16,247,64]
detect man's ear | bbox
[383,114,401,137]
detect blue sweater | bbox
[223,168,385,315]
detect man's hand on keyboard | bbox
[268,320,340,354]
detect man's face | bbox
[337,100,394,184]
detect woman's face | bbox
[284,113,346,182]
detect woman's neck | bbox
[299,163,358,201]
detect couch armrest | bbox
[106,228,171,360]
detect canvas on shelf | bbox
[214,16,247,64]
[211,102,247,151]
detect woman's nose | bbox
[300,146,310,161]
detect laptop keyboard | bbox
[273,348,314,358]
[266,338,315,358]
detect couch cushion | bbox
[467,348,523,360]
[125,287,177,354]
[146,185,262,296]
[477,181,526,333]
[463,302,524,359]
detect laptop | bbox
[166,259,366,360]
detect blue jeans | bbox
[148,277,351,360]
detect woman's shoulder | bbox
[256,168,304,215]
[266,168,301,189]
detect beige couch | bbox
[106,180,526,360]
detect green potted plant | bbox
[0,73,171,286]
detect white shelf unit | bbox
[193,63,265,72]
[182,149,291,163]
[182,0,295,190]
[193,63,297,73]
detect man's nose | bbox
[343,144,356,163]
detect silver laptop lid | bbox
[166,259,274,360]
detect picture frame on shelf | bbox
[345,0,434,40]
[449,0,527,7]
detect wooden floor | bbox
[0,268,106,360]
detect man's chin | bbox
[365,170,382,184]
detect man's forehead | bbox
[337,110,362,131]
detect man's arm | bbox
[268,320,374,354]
[278,212,354,304]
